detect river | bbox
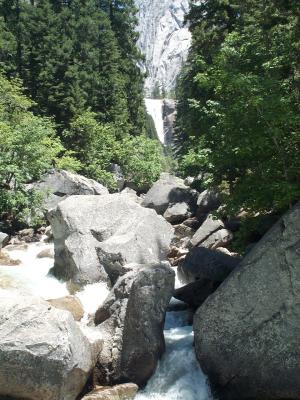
[0,239,212,400]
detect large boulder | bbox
[142,173,198,220]
[28,169,108,210]
[48,194,174,286]
[178,246,240,284]
[0,291,94,400]
[194,202,300,400]
[94,263,175,387]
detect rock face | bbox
[94,263,175,387]
[29,169,108,210]
[0,292,93,400]
[142,174,197,219]
[194,202,300,400]
[135,0,191,95]
[49,194,174,286]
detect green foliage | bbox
[0,73,74,228]
[176,0,300,216]
[118,135,165,190]
[0,0,146,134]
[64,111,165,191]
[63,111,118,190]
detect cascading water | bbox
[0,240,212,400]
[145,98,165,144]
[0,239,110,318]
[135,302,212,400]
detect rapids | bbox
[0,239,212,400]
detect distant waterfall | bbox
[145,98,165,144]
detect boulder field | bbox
[194,202,300,400]
[6,171,295,400]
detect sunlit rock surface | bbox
[135,0,191,95]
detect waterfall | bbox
[145,98,165,144]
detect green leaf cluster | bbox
[176,0,300,216]
[0,73,75,228]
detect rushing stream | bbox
[0,239,212,400]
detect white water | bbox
[0,240,109,318]
[136,308,212,400]
[145,98,165,144]
[0,241,68,299]
[0,240,212,400]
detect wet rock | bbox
[4,243,28,251]
[47,295,84,321]
[174,279,219,309]
[0,292,93,400]
[94,263,174,387]
[0,250,21,266]
[82,383,138,400]
[49,194,174,286]
[37,247,54,259]
[194,202,300,400]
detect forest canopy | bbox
[0,0,165,228]
[176,0,300,216]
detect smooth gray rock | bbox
[197,189,221,215]
[0,233,9,249]
[142,174,197,216]
[163,202,192,224]
[0,292,93,400]
[191,214,224,247]
[194,202,300,400]
[94,263,175,386]
[29,169,108,210]
[178,246,240,284]
[200,228,233,250]
[49,194,174,286]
